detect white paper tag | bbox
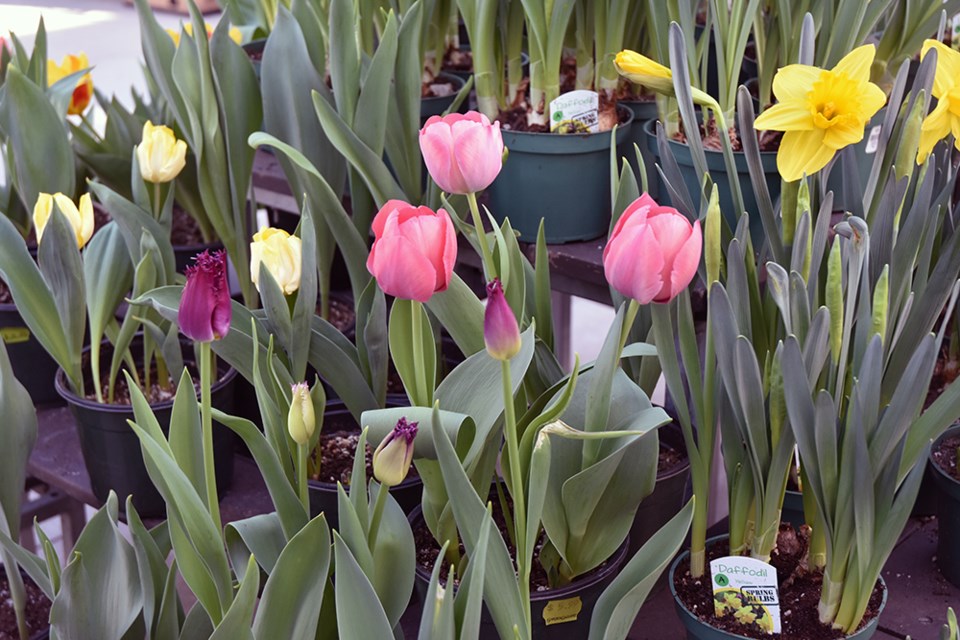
[549,90,599,134]
[865,125,882,154]
[710,556,781,634]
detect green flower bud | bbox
[372,417,419,487]
[288,382,316,446]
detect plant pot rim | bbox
[407,504,631,601]
[657,451,691,482]
[54,340,238,413]
[174,240,224,253]
[423,71,467,99]
[668,533,888,640]
[502,104,635,141]
[643,117,778,158]
[928,423,960,486]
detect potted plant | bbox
[931,425,960,587]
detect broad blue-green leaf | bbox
[333,533,395,640]
[209,555,258,640]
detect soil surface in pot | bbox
[671,114,782,152]
[413,493,612,593]
[78,349,227,405]
[498,96,630,134]
[932,433,960,481]
[926,347,960,409]
[423,77,456,98]
[674,525,884,639]
[171,206,207,246]
[657,442,687,476]
[0,571,50,640]
[442,46,472,73]
[308,412,419,485]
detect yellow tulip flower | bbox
[754,45,886,182]
[33,193,95,249]
[47,53,93,116]
[250,228,302,295]
[137,121,188,183]
[916,40,960,164]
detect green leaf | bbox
[225,512,287,576]
[210,555,258,640]
[588,499,694,640]
[0,337,37,542]
[425,273,486,356]
[333,533,395,640]
[389,299,437,406]
[0,66,75,208]
[253,515,332,640]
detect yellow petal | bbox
[777,129,835,182]
[754,101,813,131]
[32,193,53,244]
[832,45,876,83]
[917,100,952,163]
[922,39,960,98]
[823,114,866,149]
[77,193,94,248]
[859,82,887,121]
[772,64,820,101]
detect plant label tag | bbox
[865,125,882,154]
[0,327,29,344]
[550,90,599,134]
[710,556,781,634]
[542,596,582,625]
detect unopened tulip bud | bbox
[484,279,521,361]
[372,417,419,487]
[137,121,188,184]
[178,250,232,342]
[288,382,316,446]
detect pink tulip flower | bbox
[484,279,521,361]
[179,250,232,342]
[367,200,457,302]
[603,194,702,304]
[419,111,504,194]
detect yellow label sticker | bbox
[0,327,30,344]
[542,596,582,626]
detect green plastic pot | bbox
[644,119,777,242]
[488,107,634,243]
[308,400,422,530]
[420,72,467,126]
[669,535,886,639]
[930,424,960,587]
[618,99,660,201]
[56,337,238,518]
[409,504,630,638]
[0,303,62,406]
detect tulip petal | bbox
[370,234,438,302]
[420,122,467,194]
[603,224,665,304]
[753,100,814,132]
[771,64,820,102]
[371,199,415,238]
[832,45,875,82]
[665,220,702,301]
[605,194,654,262]
[776,128,833,182]
[438,209,456,292]
[451,119,503,193]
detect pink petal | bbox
[372,199,414,238]
[605,194,655,261]
[603,224,665,304]
[437,209,457,291]
[370,234,438,302]
[420,121,467,194]
[663,220,702,301]
[451,119,503,193]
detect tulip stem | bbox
[619,299,641,354]
[199,342,222,536]
[152,183,162,221]
[367,481,389,551]
[411,301,429,406]
[297,442,309,512]
[466,191,496,280]
[500,359,530,631]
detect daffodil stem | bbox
[367,481,389,551]
[466,191,496,280]
[199,342,222,536]
[501,359,530,631]
[297,442,309,512]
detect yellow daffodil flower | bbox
[250,227,302,295]
[917,39,960,164]
[137,121,188,183]
[614,51,675,95]
[47,53,93,116]
[754,45,886,182]
[33,193,95,249]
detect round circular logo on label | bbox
[715,574,729,587]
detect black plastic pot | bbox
[644,119,777,243]
[410,505,630,638]
[242,39,266,80]
[55,338,238,518]
[420,72,468,126]
[618,99,660,201]
[308,400,423,530]
[781,489,805,528]
[0,303,62,406]
[669,535,886,639]
[930,425,960,587]
[629,421,690,556]
[174,241,224,275]
[488,107,634,243]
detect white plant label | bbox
[710,556,781,634]
[865,125,882,154]
[549,90,599,134]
